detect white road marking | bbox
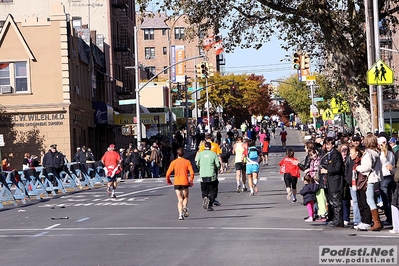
[32,231,48,237]
[44,224,60,230]
[76,217,90,223]
[0,226,323,232]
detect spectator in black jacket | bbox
[127,148,141,179]
[320,137,345,227]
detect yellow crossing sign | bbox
[367,59,394,85]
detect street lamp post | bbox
[134,26,141,148]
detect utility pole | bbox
[365,0,379,131]
[373,0,384,132]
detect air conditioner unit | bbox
[145,55,152,59]
[1,85,12,94]
[74,85,80,94]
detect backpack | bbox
[247,147,258,160]
[222,146,230,156]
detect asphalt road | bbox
[1,128,398,266]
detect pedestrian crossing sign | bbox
[366,59,394,85]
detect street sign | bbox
[367,59,394,85]
[322,108,334,121]
[310,104,319,117]
[188,99,195,103]
[313,97,324,102]
[119,99,136,105]
[0,134,4,146]
[306,75,316,86]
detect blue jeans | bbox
[350,188,361,225]
[380,175,395,224]
[150,161,159,178]
[366,182,378,210]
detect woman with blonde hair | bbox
[356,134,383,231]
[378,136,395,226]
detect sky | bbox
[223,36,297,84]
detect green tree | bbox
[196,73,277,122]
[137,0,398,133]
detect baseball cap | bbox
[109,144,115,149]
[76,147,81,150]
[389,137,396,143]
[50,144,57,149]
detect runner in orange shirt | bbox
[166,148,195,220]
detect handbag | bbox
[356,172,369,191]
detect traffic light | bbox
[176,82,181,98]
[195,63,203,78]
[121,125,132,136]
[292,51,301,70]
[200,62,208,77]
[303,53,310,70]
[230,83,238,96]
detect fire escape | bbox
[112,0,134,98]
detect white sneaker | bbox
[344,221,349,226]
[356,223,371,231]
[178,214,184,220]
[305,217,314,222]
[389,229,399,234]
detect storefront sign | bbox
[0,113,65,127]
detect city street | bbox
[1,128,398,266]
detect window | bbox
[162,29,167,36]
[174,27,184,40]
[163,66,168,75]
[163,47,167,55]
[144,47,155,59]
[145,67,156,79]
[144,29,154,40]
[0,0,13,3]
[0,61,28,94]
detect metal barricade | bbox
[38,166,67,195]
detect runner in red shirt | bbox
[101,144,121,198]
[279,148,300,203]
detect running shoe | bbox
[292,197,297,203]
[242,187,248,192]
[178,214,184,220]
[250,192,254,196]
[389,229,399,234]
[304,217,314,222]
[111,193,116,198]
[236,185,241,193]
[206,206,214,211]
[202,197,209,210]
[106,187,111,196]
[254,185,258,193]
[213,200,221,206]
[182,207,189,217]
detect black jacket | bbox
[127,152,141,165]
[325,149,345,193]
[43,151,65,169]
[300,183,319,205]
